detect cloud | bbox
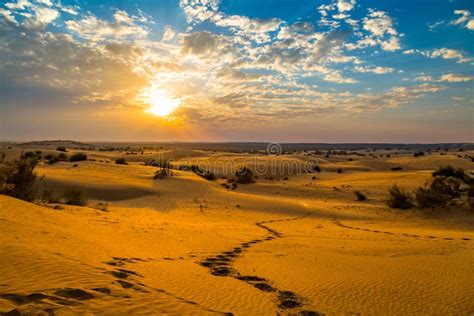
[414,75,432,82]
[354,65,394,74]
[162,25,176,41]
[5,0,31,10]
[438,73,472,82]
[337,0,356,12]
[66,10,148,41]
[347,10,402,51]
[324,71,357,83]
[404,48,471,64]
[33,6,58,24]
[429,48,471,63]
[451,9,474,30]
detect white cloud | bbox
[66,10,148,40]
[37,0,53,7]
[404,48,471,64]
[0,8,17,23]
[33,6,59,24]
[358,10,401,51]
[162,25,176,41]
[430,48,471,63]
[324,71,357,83]
[355,65,394,74]
[5,0,31,10]
[451,9,474,30]
[439,73,472,82]
[337,0,356,12]
[414,75,433,82]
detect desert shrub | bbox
[386,185,413,210]
[201,171,216,181]
[0,156,39,201]
[310,165,322,173]
[432,166,466,181]
[22,151,38,159]
[413,151,425,157]
[235,167,255,184]
[47,156,60,165]
[58,153,68,161]
[354,191,367,201]
[336,168,343,173]
[69,153,87,162]
[41,187,60,203]
[94,202,108,212]
[115,158,128,165]
[415,177,461,209]
[56,146,67,152]
[153,168,170,179]
[390,166,403,171]
[63,189,87,206]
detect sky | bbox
[0,0,473,143]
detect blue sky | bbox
[0,0,472,142]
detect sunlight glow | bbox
[144,89,181,117]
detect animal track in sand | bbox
[333,220,471,242]
[198,214,323,315]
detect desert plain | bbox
[0,142,473,315]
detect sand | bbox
[1,150,473,315]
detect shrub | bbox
[69,153,87,162]
[0,156,39,201]
[63,189,87,206]
[58,153,68,161]
[415,177,461,209]
[41,187,60,203]
[56,146,67,152]
[413,151,425,157]
[432,166,466,181]
[390,166,403,171]
[115,158,128,165]
[235,167,254,184]
[354,191,367,201]
[336,168,343,173]
[386,185,413,210]
[201,171,216,181]
[94,202,108,212]
[153,168,170,179]
[310,165,322,173]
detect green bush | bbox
[386,185,413,210]
[63,189,87,206]
[0,156,39,201]
[235,167,254,184]
[69,153,87,162]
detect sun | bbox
[145,89,180,117]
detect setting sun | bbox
[145,89,180,117]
